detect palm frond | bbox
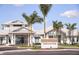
[39,4,52,17]
[52,20,63,31]
[22,13,31,25]
[65,23,77,30]
[22,11,43,25]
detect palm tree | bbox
[39,4,52,38]
[53,20,63,44]
[65,23,77,45]
[22,11,43,46]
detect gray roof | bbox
[2,20,28,25]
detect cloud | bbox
[60,10,79,18]
[13,4,24,7]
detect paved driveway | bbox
[1,51,79,55]
[1,49,79,55]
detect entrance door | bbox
[20,37,24,44]
[16,35,24,44]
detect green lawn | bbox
[15,44,32,48]
[59,44,79,48]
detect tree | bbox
[39,4,52,38]
[22,11,43,46]
[65,23,77,45]
[53,20,63,44]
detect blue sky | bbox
[0,4,79,30]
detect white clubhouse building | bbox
[0,20,79,48]
[0,20,35,46]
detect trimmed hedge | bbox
[33,43,41,49]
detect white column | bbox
[30,34,33,46]
[27,33,30,46]
[66,37,71,44]
[11,34,14,45]
[74,37,77,43]
[13,34,16,45]
[10,34,16,45]
[47,34,49,39]
[3,37,6,44]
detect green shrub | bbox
[33,43,41,49]
[33,43,41,45]
[33,45,41,49]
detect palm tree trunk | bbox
[59,29,61,44]
[30,24,32,46]
[57,30,61,44]
[71,30,74,45]
[56,30,58,38]
[69,30,72,44]
[56,30,59,44]
[28,33,30,47]
[28,25,32,47]
[44,16,46,38]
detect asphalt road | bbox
[1,51,79,55]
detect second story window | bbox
[49,35,53,38]
[13,25,22,27]
[6,25,10,27]
[2,27,4,30]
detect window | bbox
[49,35,53,38]
[25,25,27,27]
[9,37,11,43]
[35,39,39,43]
[6,25,10,27]
[35,37,40,43]
[48,31,54,35]
[13,25,22,27]
[77,37,79,42]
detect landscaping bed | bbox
[15,43,41,49]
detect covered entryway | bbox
[15,34,28,45]
[16,35,24,44]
